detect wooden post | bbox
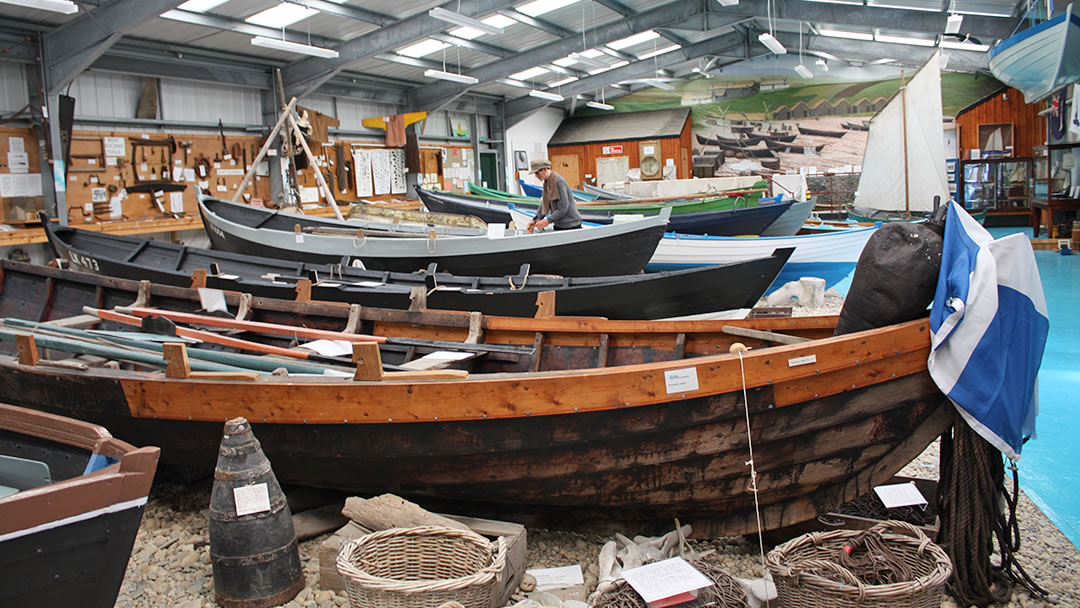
[230,96,299,204]
[190,268,207,289]
[535,290,556,318]
[408,286,427,311]
[287,114,344,220]
[15,334,39,366]
[352,342,383,381]
[295,279,312,302]
[163,342,192,378]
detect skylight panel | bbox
[636,44,680,60]
[608,30,660,50]
[449,15,515,39]
[588,60,628,75]
[549,76,579,86]
[517,0,581,18]
[399,39,450,58]
[553,57,579,67]
[177,0,229,11]
[509,66,550,81]
[245,3,318,28]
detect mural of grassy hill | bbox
[579,73,1003,125]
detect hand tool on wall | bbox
[230,142,242,166]
[218,119,228,159]
[335,144,347,193]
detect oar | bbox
[2,318,343,376]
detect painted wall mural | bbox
[579,56,1004,176]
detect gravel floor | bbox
[113,295,1080,608]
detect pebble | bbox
[114,295,1079,608]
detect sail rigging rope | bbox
[938,420,1048,605]
[736,350,769,581]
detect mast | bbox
[901,70,910,219]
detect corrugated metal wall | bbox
[68,71,143,119]
[336,97,400,133]
[0,61,28,113]
[160,79,261,125]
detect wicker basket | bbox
[336,525,506,608]
[766,520,952,608]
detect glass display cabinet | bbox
[960,157,1032,213]
[1031,143,1080,238]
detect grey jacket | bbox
[535,172,583,228]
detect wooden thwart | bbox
[351,342,467,381]
[162,343,260,381]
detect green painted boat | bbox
[466,181,769,214]
[846,205,986,224]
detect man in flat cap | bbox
[527,159,582,233]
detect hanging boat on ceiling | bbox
[988,3,1080,103]
[0,261,951,537]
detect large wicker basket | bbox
[766,520,952,608]
[336,525,506,608]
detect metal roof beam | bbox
[0,32,37,63]
[495,9,575,37]
[281,0,520,101]
[90,51,272,89]
[430,33,511,58]
[412,1,705,112]
[283,0,392,27]
[504,30,757,125]
[809,37,990,72]
[42,0,188,94]
[156,9,338,48]
[374,53,446,71]
[592,0,635,17]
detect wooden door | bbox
[551,154,581,189]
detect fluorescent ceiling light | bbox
[637,44,680,60]
[423,69,479,84]
[177,0,228,12]
[0,0,78,13]
[517,0,581,18]
[568,51,609,68]
[550,76,579,87]
[715,0,739,5]
[868,1,939,11]
[818,28,873,41]
[251,36,339,58]
[586,101,614,110]
[758,32,787,54]
[874,32,935,47]
[510,66,550,81]
[645,79,675,90]
[815,58,828,71]
[451,17,514,40]
[803,0,860,3]
[429,7,504,36]
[953,8,1012,17]
[866,58,895,65]
[940,39,989,51]
[608,30,661,51]
[399,38,449,58]
[245,3,318,28]
[529,89,564,102]
[794,64,814,78]
[945,13,963,34]
[498,78,532,88]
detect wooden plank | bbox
[44,314,101,328]
[535,290,555,318]
[722,325,811,345]
[292,502,348,542]
[162,342,191,378]
[352,342,382,381]
[15,334,38,366]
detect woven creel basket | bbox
[766,520,952,608]
[336,525,506,608]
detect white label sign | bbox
[787,354,817,367]
[233,483,272,517]
[621,557,712,605]
[664,367,699,394]
[525,565,584,591]
[103,137,126,157]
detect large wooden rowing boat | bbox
[40,221,792,320]
[0,260,951,536]
[0,403,159,606]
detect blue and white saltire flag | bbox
[928,200,1049,461]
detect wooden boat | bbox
[714,142,777,158]
[518,179,599,200]
[989,3,1080,102]
[730,125,755,134]
[198,194,669,277]
[760,200,815,236]
[841,121,869,131]
[417,188,793,237]
[460,183,769,214]
[0,403,159,607]
[580,183,635,200]
[696,133,763,147]
[846,205,986,224]
[756,132,798,143]
[0,261,951,536]
[40,222,793,320]
[764,141,827,154]
[796,126,847,138]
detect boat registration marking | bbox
[788,354,817,367]
[664,367,699,394]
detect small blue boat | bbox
[519,179,599,200]
[989,3,1080,102]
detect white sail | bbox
[854,52,949,214]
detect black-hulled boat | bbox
[796,126,847,138]
[41,218,794,320]
[765,141,828,154]
[696,133,763,147]
[0,403,158,607]
[415,188,792,237]
[197,194,667,276]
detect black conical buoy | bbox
[209,418,304,608]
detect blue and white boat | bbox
[518,179,599,200]
[989,3,1080,103]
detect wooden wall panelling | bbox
[0,126,43,223]
[956,87,1044,160]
